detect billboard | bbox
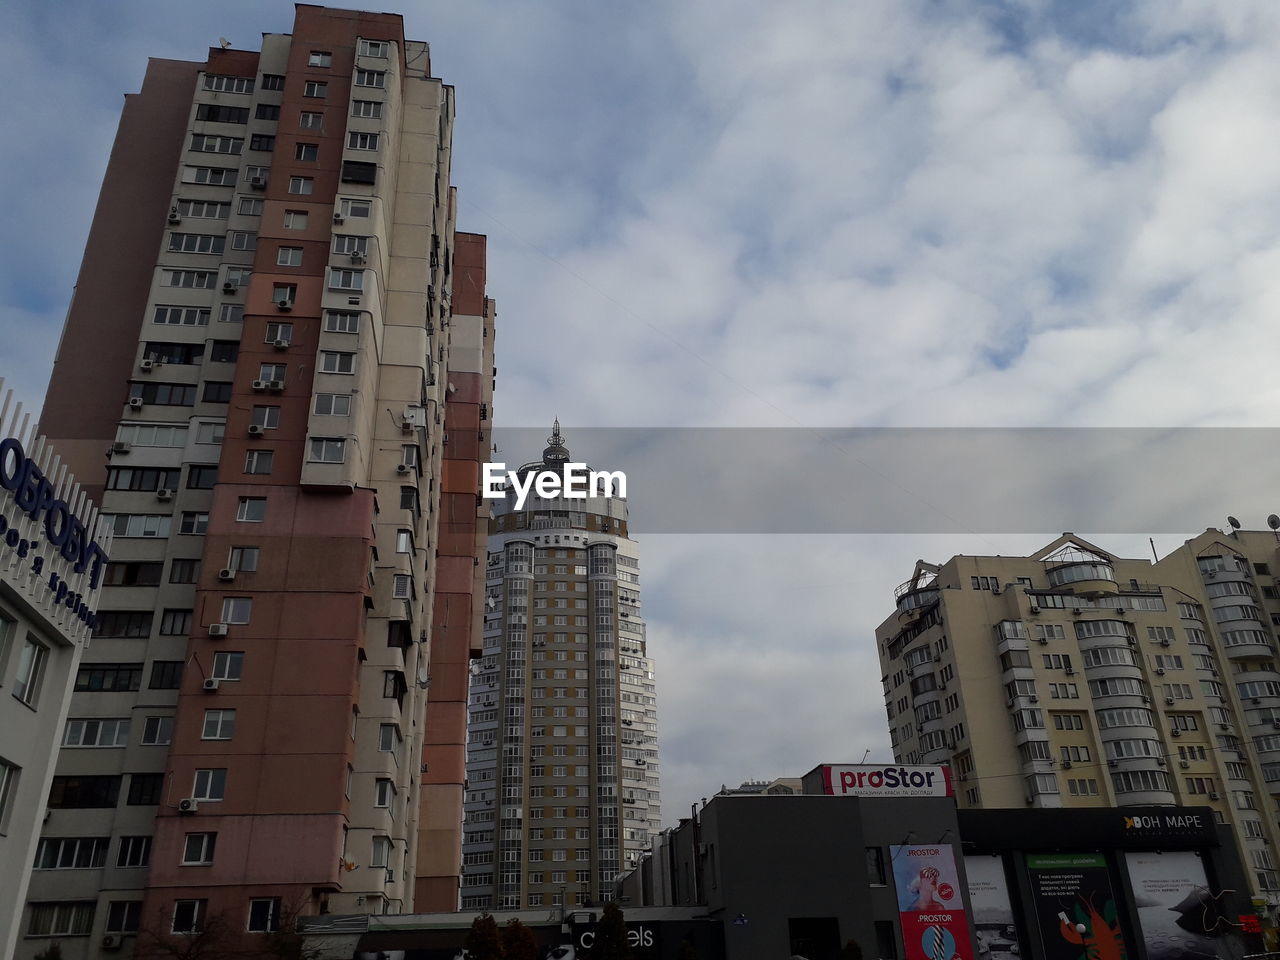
[891,845,975,960]
[963,855,1025,960]
[821,764,953,798]
[1026,853,1129,960]
[1124,851,1227,960]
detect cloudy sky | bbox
[6,0,1280,827]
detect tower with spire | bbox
[460,423,660,909]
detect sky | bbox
[5,0,1280,829]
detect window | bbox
[182,165,236,185]
[237,498,267,522]
[74,663,142,692]
[117,836,152,868]
[187,465,218,489]
[195,104,249,123]
[106,901,142,934]
[164,269,217,289]
[340,198,372,218]
[93,611,154,638]
[352,100,383,118]
[32,836,109,872]
[172,899,206,934]
[251,406,280,430]
[182,832,217,864]
[309,438,346,463]
[160,610,192,635]
[212,651,244,681]
[190,134,243,154]
[272,283,297,305]
[49,775,121,808]
[103,561,163,586]
[149,661,184,689]
[169,232,225,254]
[193,769,227,801]
[277,246,303,266]
[320,351,355,373]
[196,420,226,442]
[180,512,209,535]
[333,235,369,256]
[219,304,244,323]
[129,382,197,406]
[360,39,388,57]
[1053,713,1085,731]
[154,305,211,326]
[204,75,254,94]
[288,177,314,195]
[13,635,48,707]
[355,69,386,88]
[169,559,200,584]
[221,597,252,624]
[299,111,324,130]
[375,778,396,807]
[249,134,276,151]
[348,132,379,150]
[141,716,174,745]
[259,363,287,382]
[328,268,364,290]
[255,103,280,121]
[229,547,259,573]
[245,450,273,475]
[308,51,332,67]
[396,529,414,553]
[379,724,402,752]
[324,310,361,333]
[63,718,130,747]
[27,902,95,937]
[295,142,319,161]
[0,759,18,833]
[314,393,352,416]
[248,898,280,933]
[284,209,309,229]
[371,836,391,867]
[341,160,377,184]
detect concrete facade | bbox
[876,531,1280,905]
[22,8,491,958]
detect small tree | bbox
[132,906,239,960]
[466,912,504,960]
[587,901,631,960]
[502,919,540,960]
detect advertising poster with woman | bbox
[891,845,976,960]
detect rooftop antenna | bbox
[218,37,231,49]
[859,748,871,763]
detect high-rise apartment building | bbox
[876,531,1280,898]
[23,7,494,956]
[461,426,660,909]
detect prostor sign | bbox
[820,764,954,798]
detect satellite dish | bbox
[1269,515,1280,531]
[218,37,231,49]
[1228,516,1242,530]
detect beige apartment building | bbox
[461,425,661,910]
[20,8,493,957]
[877,530,1280,898]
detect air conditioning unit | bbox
[1065,667,1075,675]
[1160,639,1171,647]
[140,358,156,371]
[1209,792,1220,801]
[156,488,172,501]
[1178,759,1191,769]
[276,300,293,312]
[168,208,181,224]
[203,678,221,692]
[251,176,267,190]
[333,213,345,224]
[1072,609,1082,616]
[350,253,366,264]
[396,463,411,475]
[1171,728,1182,737]
[209,623,229,637]
[128,397,145,409]
[252,380,268,392]
[1030,695,1039,703]
[272,338,290,350]
[112,441,131,454]
[265,380,284,392]
[1273,720,1280,730]
[223,281,238,294]
[178,797,199,813]
[1115,607,1126,615]
[1165,696,1175,705]
[101,933,125,950]
[217,570,236,585]
[247,424,265,436]
[1038,637,1049,644]
[1156,668,1165,676]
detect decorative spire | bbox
[543,418,570,464]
